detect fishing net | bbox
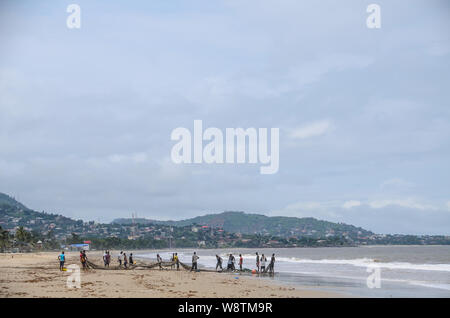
[84,259,257,273]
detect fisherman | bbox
[129,253,134,265]
[227,254,233,271]
[103,250,108,267]
[157,254,163,270]
[171,253,175,269]
[215,254,223,271]
[268,253,276,274]
[118,251,123,267]
[256,252,260,272]
[174,253,180,271]
[191,252,199,271]
[80,250,87,271]
[123,253,128,269]
[239,254,243,271]
[105,251,111,267]
[231,254,236,271]
[260,254,266,273]
[58,251,65,271]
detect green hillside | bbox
[2,192,449,249]
[113,211,373,239]
[0,193,28,210]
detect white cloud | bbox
[289,120,332,139]
[368,199,437,211]
[271,200,342,219]
[342,200,361,209]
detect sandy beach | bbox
[0,251,341,298]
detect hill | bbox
[0,192,84,240]
[1,192,356,249]
[2,192,449,249]
[0,193,28,210]
[112,211,373,239]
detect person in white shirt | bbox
[191,252,199,271]
[260,254,266,272]
[117,251,123,267]
[227,254,233,271]
[103,251,108,267]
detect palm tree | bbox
[15,226,31,242]
[0,226,11,251]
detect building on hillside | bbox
[70,243,90,251]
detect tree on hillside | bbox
[15,226,32,242]
[66,232,81,244]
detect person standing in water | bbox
[215,254,223,271]
[191,252,199,271]
[239,254,243,271]
[227,254,233,271]
[58,251,65,271]
[256,252,260,273]
[268,253,276,274]
[231,254,236,271]
[260,254,267,273]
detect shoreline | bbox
[0,251,345,298]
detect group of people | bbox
[215,253,244,271]
[58,250,276,274]
[214,252,275,274]
[115,251,134,268]
[255,252,276,274]
[77,250,136,269]
[169,253,180,270]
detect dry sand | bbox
[0,251,342,298]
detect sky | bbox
[0,0,449,235]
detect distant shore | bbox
[0,251,343,298]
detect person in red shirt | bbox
[80,250,87,270]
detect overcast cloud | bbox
[0,0,449,234]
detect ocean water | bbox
[135,245,450,297]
